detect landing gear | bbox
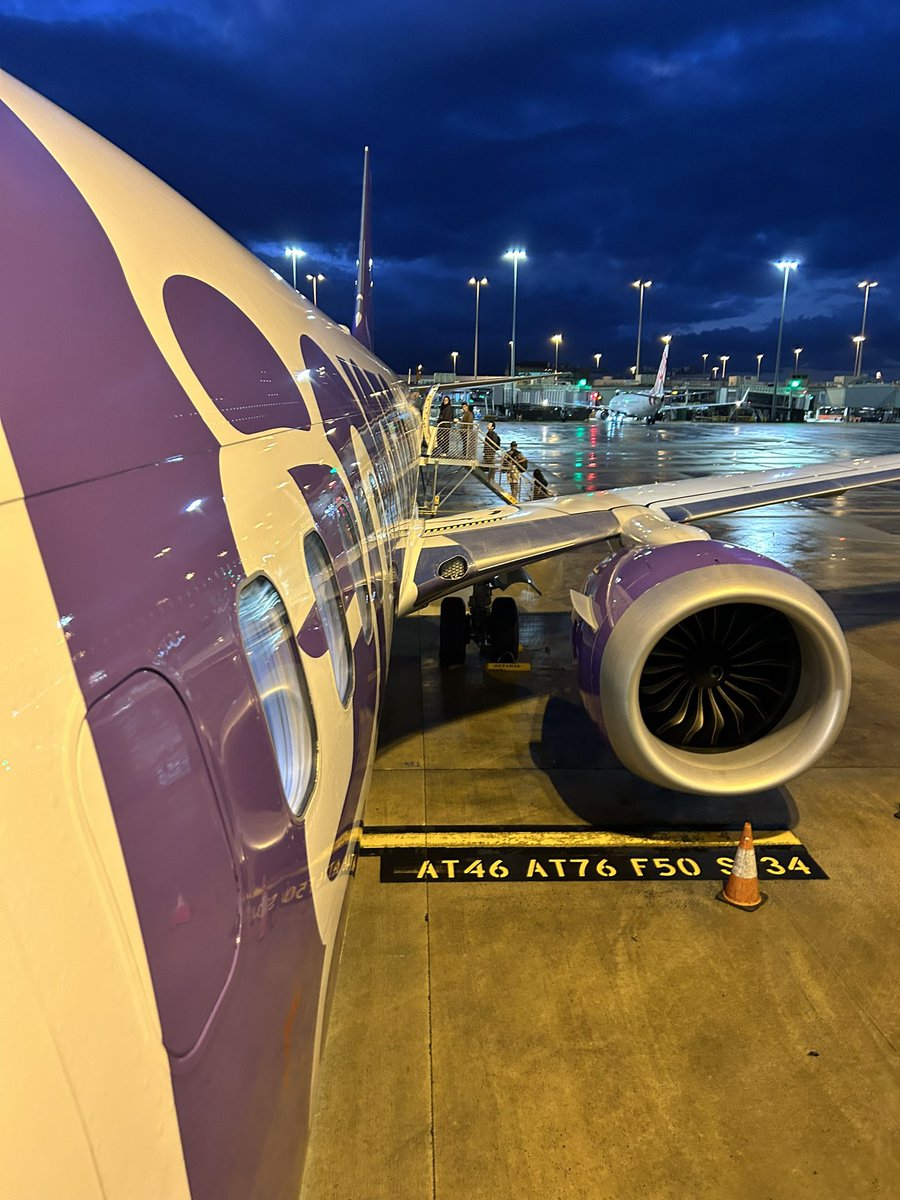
[438,582,521,666]
[488,596,519,662]
[439,596,468,667]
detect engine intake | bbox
[572,541,851,796]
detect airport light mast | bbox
[632,279,652,376]
[503,249,527,377]
[468,276,488,376]
[551,333,563,373]
[857,281,878,376]
[771,260,799,421]
[284,245,306,290]
[756,353,763,381]
[793,347,803,374]
[853,335,866,376]
[305,272,325,306]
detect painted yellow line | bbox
[361,829,801,850]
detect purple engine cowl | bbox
[572,540,791,711]
[569,538,851,796]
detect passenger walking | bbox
[532,468,552,499]
[483,421,501,481]
[502,440,528,501]
[436,396,453,456]
[460,401,475,458]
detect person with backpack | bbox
[483,421,501,481]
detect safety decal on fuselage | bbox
[377,845,827,883]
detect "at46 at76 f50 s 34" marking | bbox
[378,845,827,883]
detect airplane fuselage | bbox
[0,70,421,1200]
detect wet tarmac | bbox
[301,419,900,1200]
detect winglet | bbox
[650,340,670,400]
[352,145,374,351]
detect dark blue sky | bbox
[3,1,898,378]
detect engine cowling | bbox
[571,540,851,796]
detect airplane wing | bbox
[404,453,900,612]
[412,373,559,408]
[612,454,900,522]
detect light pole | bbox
[701,352,709,377]
[468,276,488,376]
[756,353,763,380]
[771,260,799,421]
[451,350,459,375]
[508,341,513,375]
[284,246,306,290]
[593,353,602,371]
[503,249,527,377]
[720,355,729,382]
[852,335,865,376]
[793,347,802,374]
[712,366,719,379]
[632,279,652,376]
[551,333,563,373]
[305,272,325,306]
[857,280,878,376]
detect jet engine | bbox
[571,540,851,795]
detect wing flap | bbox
[611,454,900,523]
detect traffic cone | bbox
[717,822,768,911]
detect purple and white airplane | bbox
[3,68,900,1199]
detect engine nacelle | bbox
[571,540,851,796]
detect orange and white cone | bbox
[717,822,767,911]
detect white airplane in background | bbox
[606,337,671,423]
[5,66,900,1200]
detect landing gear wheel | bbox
[488,596,519,662]
[439,596,468,667]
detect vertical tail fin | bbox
[352,146,374,351]
[650,340,670,400]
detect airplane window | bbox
[304,531,353,704]
[335,496,373,643]
[238,577,317,818]
[368,469,386,525]
[374,456,397,524]
[352,475,375,539]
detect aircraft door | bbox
[87,671,240,1058]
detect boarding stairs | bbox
[418,420,543,517]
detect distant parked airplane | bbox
[3,66,900,1200]
[606,338,671,423]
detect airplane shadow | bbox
[379,615,800,832]
[532,694,797,832]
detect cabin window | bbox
[353,474,376,540]
[304,531,354,704]
[368,468,386,525]
[238,576,317,817]
[335,496,373,643]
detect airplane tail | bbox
[352,146,374,351]
[650,340,670,400]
